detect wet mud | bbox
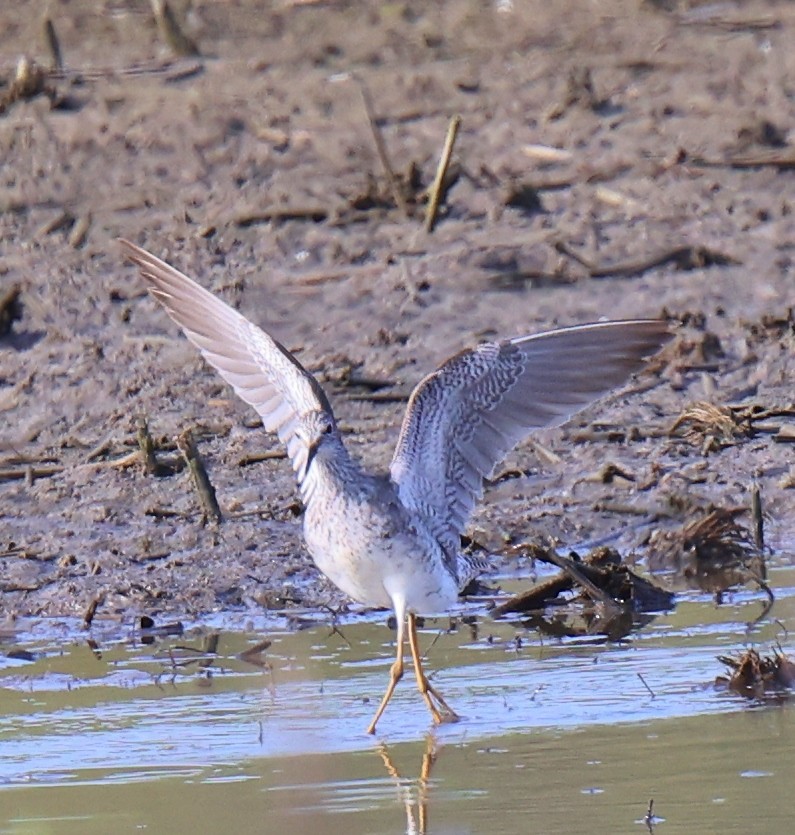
[2,0,794,628]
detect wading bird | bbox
[121,240,669,734]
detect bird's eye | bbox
[323,424,333,435]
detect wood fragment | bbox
[346,390,410,403]
[144,506,187,519]
[35,210,75,239]
[425,114,461,232]
[637,673,656,699]
[99,450,143,469]
[558,243,740,279]
[177,428,223,524]
[0,284,22,337]
[522,144,572,163]
[542,551,623,616]
[136,417,160,476]
[751,483,764,551]
[68,213,91,249]
[554,239,596,271]
[234,207,328,227]
[237,449,288,467]
[239,638,272,668]
[0,465,64,483]
[83,596,101,627]
[526,438,562,466]
[773,425,795,443]
[592,462,635,484]
[151,0,200,57]
[42,16,63,71]
[83,435,114,463]
[691,151,795,171]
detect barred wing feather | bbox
[120,240,334,484]
[390,320,670,557]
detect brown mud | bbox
[1,0,794,624]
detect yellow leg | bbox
[407,613,459,724]
[366,617,405,735]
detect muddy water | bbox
[1,562,793,834]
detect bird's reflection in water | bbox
[377,734,438,835]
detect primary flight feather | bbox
[121,239,670,733]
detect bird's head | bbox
[301,410,337,469]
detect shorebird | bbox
[121,240,670,734]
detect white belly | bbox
[303,493,458,615]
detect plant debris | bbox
[647,507,772,616]
[0,284,22,337]
[716,648,795,699]
[670,401,751,452]
[493,545,674,640]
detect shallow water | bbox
[1,563,793,834]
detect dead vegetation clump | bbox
[672,507,759,565]
[647,506,773,621]
[743,307,795,344]
[649,507,766,583]
[670,399,795,452]
[716,648,795,699]
[670,401,752,452]
[0,56,57,113]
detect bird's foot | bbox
[423,680,460,725]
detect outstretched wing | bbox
[121,240,334,483]
[390,320,671,555]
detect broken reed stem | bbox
[42,16,63,71]
[136,416,160,475]
[425,114,461,233]
[0,283,22,337]
[177,428,223,524]
[83,596,101,627]
[751,482,764,551]
[637,672,656,698]
[359,81,409,217]
[151,0,200,57]
[544,551,623,617]
[68,213,91,249]
[0,465,63,483]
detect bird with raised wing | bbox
[121,240,670,734]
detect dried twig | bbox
[136,417,160,476]
[238,449,288,467]
[42,16,63,71]
[0,465,64,483]
[0,284,22,337]
[543,551,623,616]
[561,243,740,279]
[68,213,91,249]
[425,115,461,232]
[691,151,795,171]
[235,207,328,227]
[751,483,764,551]
[151,0,200,57]
[83,597,101,627]
[177,428,223,523]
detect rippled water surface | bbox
[1,563,793,834]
